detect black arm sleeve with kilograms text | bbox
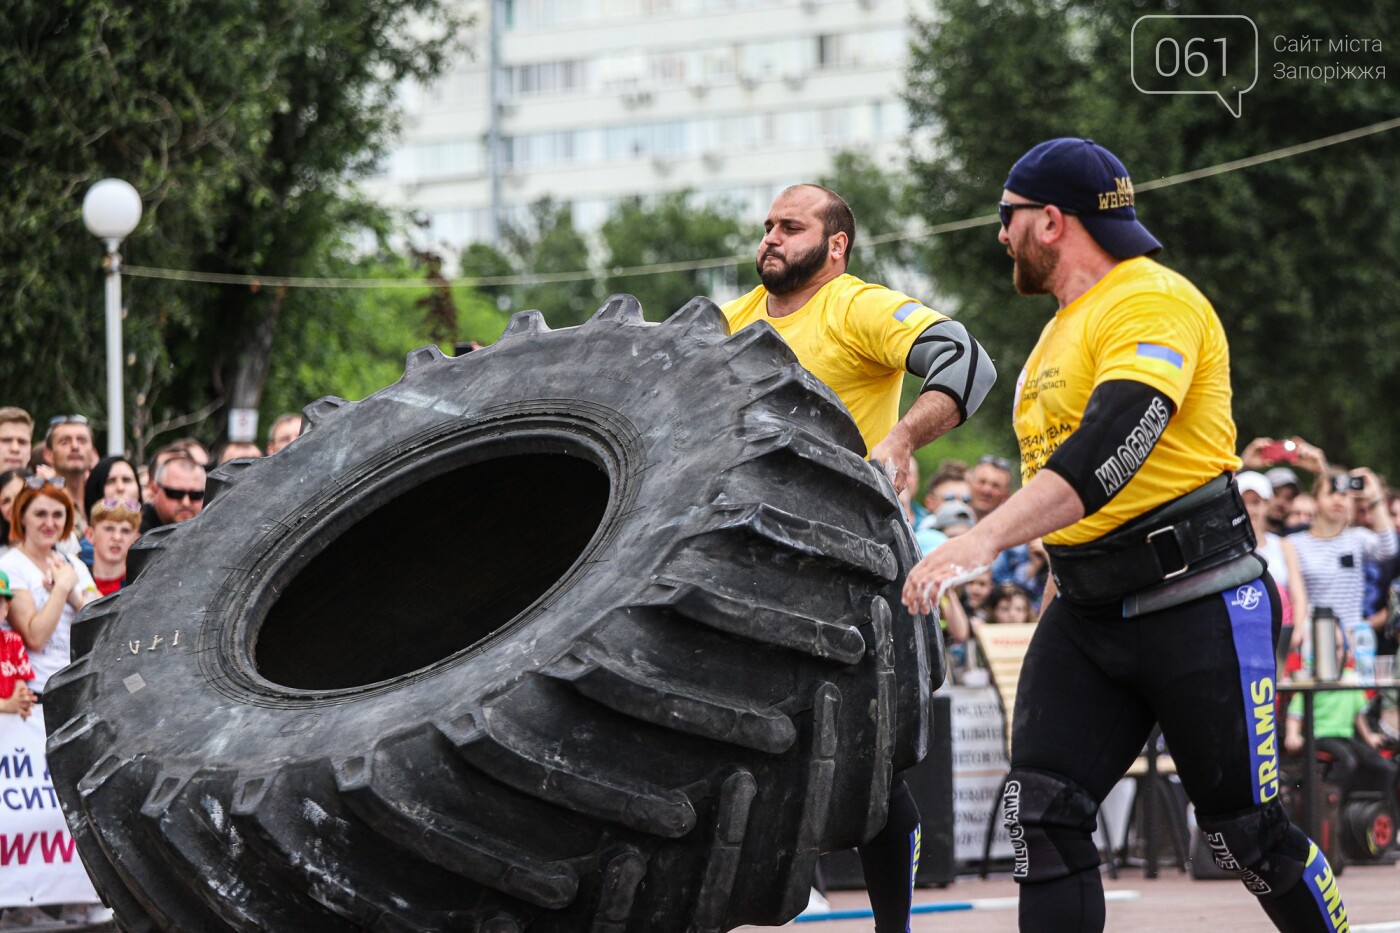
[1041,379,1177,516]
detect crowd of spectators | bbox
[1233,436,1400,824]
[0,405,302,927]
[900,453,1047,632]
[3,394,1399,910]
[898,436,1400,849]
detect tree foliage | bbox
[259,252,507,424]
[905,0,1400,473]
[1,0,464,458]
[599,191,757,321]
[487,198,599,328]
[818,151,918,288]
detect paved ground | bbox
[744,860,1400,932]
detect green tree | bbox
[259,251,507,423]
[599,191,757,321]
[905,0,1400,473]
[0,0,464,457]
[494,198,598,327]
[818,151,917,286]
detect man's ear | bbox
[1041,206,1074,244]
[830,231,849,260]
[41,446,54,467]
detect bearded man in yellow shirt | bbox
[904,139,1346,933]
[724,184,997,932]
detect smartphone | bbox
[1260,440,1298,463]
[1330,474,1366,494]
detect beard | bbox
[1010,229,1058,296]
[757,237,830,295]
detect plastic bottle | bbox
[1351,621,1377,685]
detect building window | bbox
[504,59,587,97]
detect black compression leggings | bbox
[858,775,920,933]
[1013,574,1345,933]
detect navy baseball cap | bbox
[1004,138,1162,259]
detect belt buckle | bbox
[1146,524,1189,579]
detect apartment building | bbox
[360,0,914,268]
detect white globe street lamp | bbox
[82,179,142,456]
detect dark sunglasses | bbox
[24,475,65,490]
[47,414,90,427]
[159,485,205,502]
[996,201,1078,228]
[940,492,973,503]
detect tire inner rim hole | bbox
[254,451,611,690]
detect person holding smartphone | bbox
[1291,468,1397,658]
[1240,435,1328,533]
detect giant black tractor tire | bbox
[44,295,939,932]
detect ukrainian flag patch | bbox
[1136,343,1184,368]
[893,302,935,328]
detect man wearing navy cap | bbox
[904,138,1347,933]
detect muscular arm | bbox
[870,318,998,491]
[902,469,1085,613]
[902,379,1176,614]
[869,392,962,492]
[1041,379,1176,516]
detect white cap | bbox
[1265,466,1300,490]
[1237,471,1273,500]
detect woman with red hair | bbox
[0,477,98,696]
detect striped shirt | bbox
[1291,527,1398,626]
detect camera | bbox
[1330,474,1366,494]
[1260,439,1298,463]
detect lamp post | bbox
[81,179,142,456]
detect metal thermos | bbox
[1312,606,1340,681]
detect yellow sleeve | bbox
[1088,294,1205,408]
[843,283,948,371]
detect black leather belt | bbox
[1046,476,1256,604]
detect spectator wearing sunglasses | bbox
[42,414,96,521]
[919,460,971,516]
[915,463,973,554]
[140,454,207,533]
[968,453,1014,522]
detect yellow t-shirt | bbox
[722,274,945,454]
[1012,257,1240,546]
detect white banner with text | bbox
[0,707,100,908]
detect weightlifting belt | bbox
[1046,475,1256,605]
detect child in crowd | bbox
[985,582,1036,625]
[85,498,141,596]
[0,570,38,720]
[1284,680,1397,809]
[958,569,994,622]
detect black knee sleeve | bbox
[1002,768,1101,882]
[1196,800,1310,899]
